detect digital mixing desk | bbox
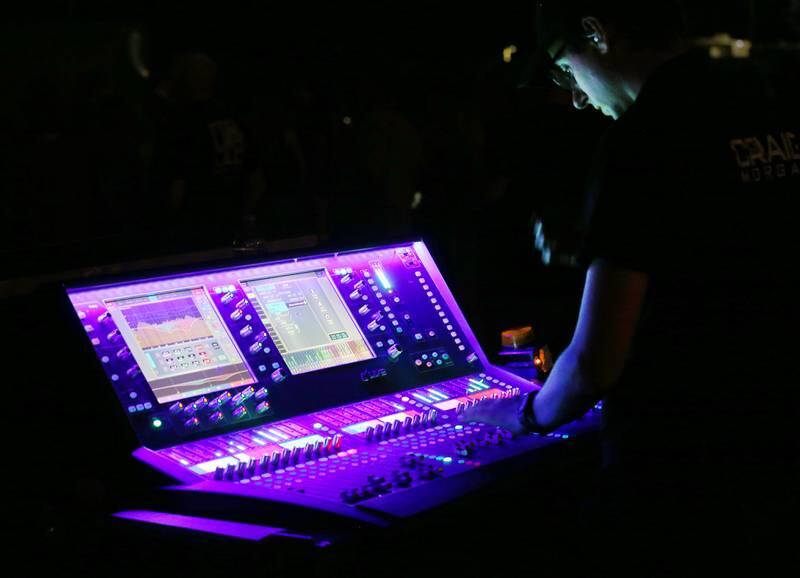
[66,241,600,532]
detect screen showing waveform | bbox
[121,297,214,350]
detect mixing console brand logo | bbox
[360,368,388,383]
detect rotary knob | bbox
[271,368,287,383]
[387,344,403,360]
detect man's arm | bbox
[532,259,649,430]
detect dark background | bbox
[1,1,799,572]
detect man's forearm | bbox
[532,345,602,431]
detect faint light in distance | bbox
[343,116,352,126]
[502,45,518,63]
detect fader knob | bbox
[259,455,271,471]
[428,409,438,424]
[184,417,200,429]
[374,424,384,438]
[403,416,412,430]
[236,462,247,478]
[225,464,236,480]
[412,415,421,428]
[290,447,301,464]
[365,426,375,440]
[280,448,291,465]
[323,437,333,453]
[232,406,248,420]
[392,420,402,435]
[214,466,225,480]
[313,440,323,455]
[333,434,343,450]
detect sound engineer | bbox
[462,0,798,572]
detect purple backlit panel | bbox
[68,241,602,524]
[66,242,489,449]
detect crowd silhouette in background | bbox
[1,6,798,345]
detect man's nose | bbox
[572,87,590,110]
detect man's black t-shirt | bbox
[581,50,799,492]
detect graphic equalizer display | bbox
[106,288,255,403]
[241,270,374,375]
[121,297,212,349]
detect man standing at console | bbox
[464,1,798,573]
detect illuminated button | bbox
[209,391,232,410]
[209,411,224,424]
[387,344,403,360]
[256,401,270,414]
[254,387,269,400]
[169,402,184,416]
[116,347,131,360]
[188,396,208,414]
[271,368,287,383]
[151,418,163,429]
[184,416,200,429]
[221,291,236,305]
[230,308,244,321]
[232,406,248,420]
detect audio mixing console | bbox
[66,241,600,529]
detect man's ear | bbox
[581,16,609,54]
